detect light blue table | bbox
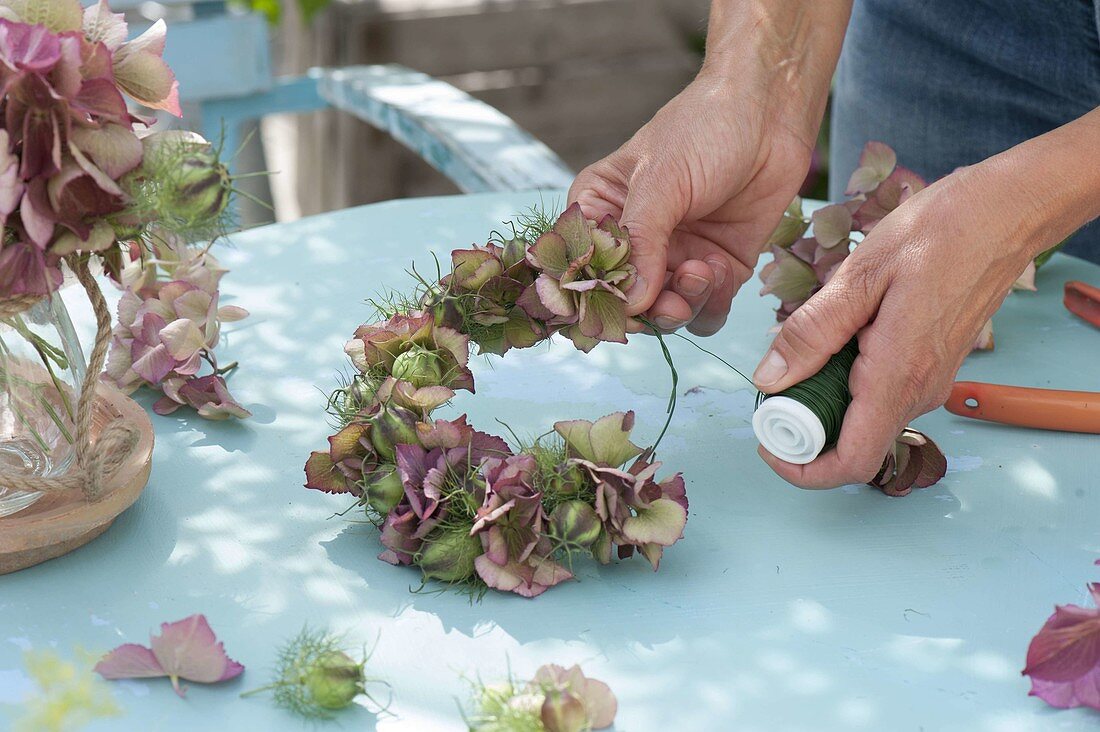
[2,192,1099,731]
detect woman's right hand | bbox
[567,1,853,336]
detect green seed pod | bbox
[365,468,404,515]
[390,348,444,388]
[169,152,230,221]
[139,130,231,226]
[550,500,602,548]
[418,528,481,583]
[369,404,419,462]
[305,650,364,710]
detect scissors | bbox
[944,281,1100,434]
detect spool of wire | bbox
[752,339,858,464]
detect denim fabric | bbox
[830,0,1100,262]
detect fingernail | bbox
[625,274,648,307]
[704,256,728,288]
[654,315,685,331]
[753,349,788,387]
[678,273,709,297]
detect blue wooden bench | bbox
[108,0,575,196]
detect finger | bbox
[568,149,632,209]
[646,290,694,332]
[753,254,887,393]
[656,259,714,326]
[619,164,684,317]
[687,253,741,336]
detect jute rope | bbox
[0,294,43,319]
[0,258,139,499]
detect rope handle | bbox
[0,258,139,499]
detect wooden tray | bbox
[0,382,154,574]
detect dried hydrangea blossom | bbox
[518,203,636,352]
[440,240,547,355]
[345,310,474,393]
[555,412,688,570]
[1023,564,1100,711]
[468,663,617,732]
[105,240,249,419]
[305,207,692,598]
[95,614,244,697]
[867,428,948,497]
[0,0,181,299]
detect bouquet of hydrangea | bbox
[760,141,1059,351]
[305,205,689,598]
[0,0,247,420]
[0,0,247,509]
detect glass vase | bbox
[0,293,87,517]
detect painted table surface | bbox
[2,191,1100,732]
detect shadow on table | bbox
[320,523,684,649]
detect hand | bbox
[568,74,811,336]
[567,2,852,335]
[752,162,1069,488]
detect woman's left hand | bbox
[751,157,1069,488]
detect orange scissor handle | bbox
[946,381,1100,434]
[1065,280,1100,328]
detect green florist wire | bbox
[240,626,390,720]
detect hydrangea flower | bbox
[304,396,422,501]
[106,242,249,417]
[441,240,547,355]
[469,454,573,597]
[153,374,250,420]
[344,310,474,393]
[469,663,617,732]
[532,664,617,732]
[555,412,688,570]
[377,415,509,566]
[759,201,852,321]
[0,0,181,301]
[867,428,947,497]
[518,203,636,352]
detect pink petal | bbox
[1029,669,1100,710]
[70,124,143,179]
[810,204,852,249]
[82,0,128,50]
[115,52,181,116]
[1024,606,1100,681]
[149,614,244,696]
[94,643,166,680]
[159,319,206,360]
[131,342,176,383]
[218,305,249,322]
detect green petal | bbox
[621,497,687,546]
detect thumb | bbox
[754,259,886,393]
[618,167,682,316]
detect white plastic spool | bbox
[752,396,826,465]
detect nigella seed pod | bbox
[368,404,419,462]
[417,529,481,583]
[170,153,231,221]
[365,468,404,515]
[304,651,365,710]
[390,347,444,388]
[137,130,232,227]
[550,501,601,548]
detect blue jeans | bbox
[830,0,1100,263]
